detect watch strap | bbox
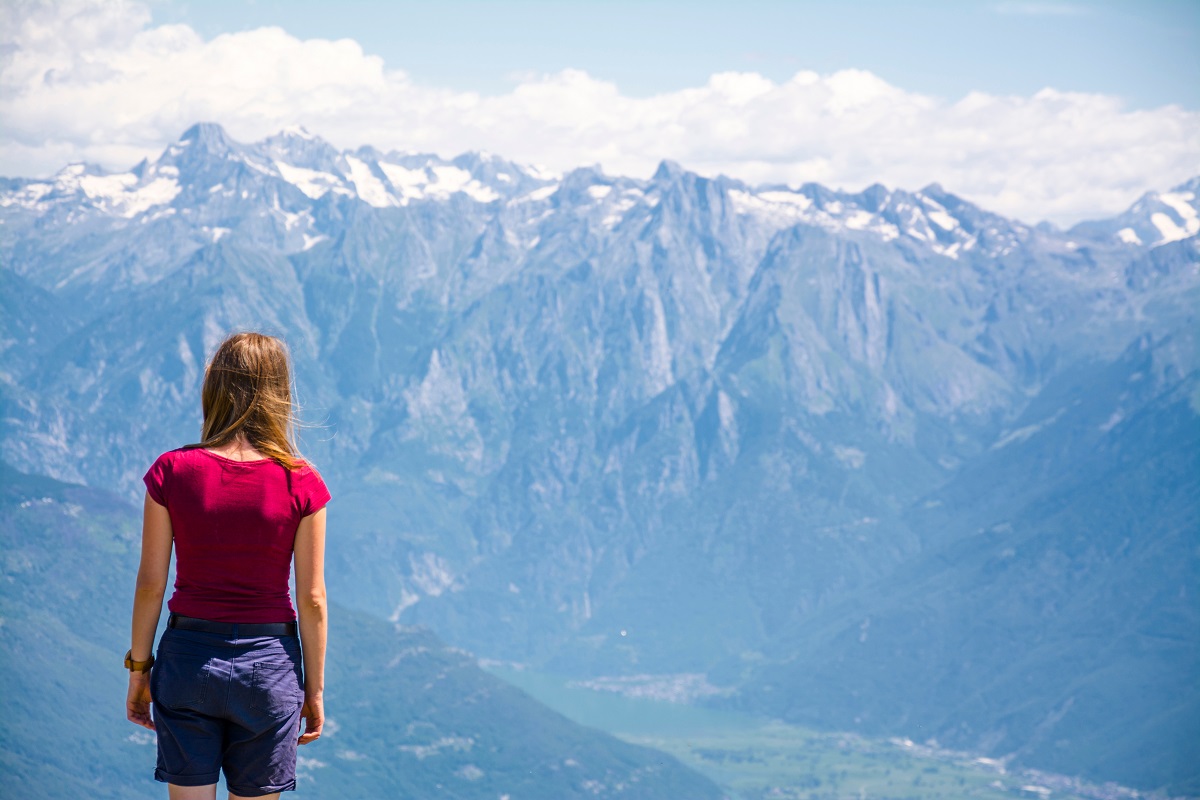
[125,649,155,672]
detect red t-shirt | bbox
[143,447,331,623]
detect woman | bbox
[125,332,330,799]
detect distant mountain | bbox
[1069,176,1200,248]
[721,333,1200,792]
[0,464,724,799]
[1,123,1196,793]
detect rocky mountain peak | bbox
[178,121,239,154]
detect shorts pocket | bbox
[151,650,212,710]
[250,662,303,714]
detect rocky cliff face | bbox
[2,123,1197,791]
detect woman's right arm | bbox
[294,507,327,745]
[126,492,173,730]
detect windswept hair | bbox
[195,332,305,470]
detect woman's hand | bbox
[298,690,323,745]
[126,671,155,731]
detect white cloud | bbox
[2,0,1198,226]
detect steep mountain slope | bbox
[724,332,1200,794]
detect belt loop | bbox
[231,623,240,639]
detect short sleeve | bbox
[296,465,331,517]
[143,451,172,506]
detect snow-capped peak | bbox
[724,180,1020,258]
[1069,177,1200,248]
[280,124,316,140]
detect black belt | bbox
[169,613,297,637]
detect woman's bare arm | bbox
[294,507,327,745]
[127,492,173,730]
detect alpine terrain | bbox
[1,123,1196,796]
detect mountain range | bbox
[1,122,1197,796]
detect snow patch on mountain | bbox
[344,160,503,205]
[376,162,427,196]
[602,190,642,227]
[432,166,499,203]
[926,207,959,231]
[280,124,315,140]
[1158,191,1197,227]
[0,181,53,209]
[1151,213,1191,243]
[30,164,183,217]
[1150,191,1199,243]
[1117,228,1142,245]
[344,155,392,208]
[730,186,965,251]
[757,189,812,209]
[274,161,342,199]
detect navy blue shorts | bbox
[151,625,305,796]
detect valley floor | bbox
[487,667,1187,800]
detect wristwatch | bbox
[125,649,155,673]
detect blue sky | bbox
[2,0,1198,224]
[150,0,1199,109]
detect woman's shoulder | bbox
[150,445,204,465]
[289,459,331,511]
[291,456,319,472]
[290,459,326,484]
[143,447,204,505]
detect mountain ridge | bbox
[5,122,1195,257]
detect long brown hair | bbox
[195,332,304,470]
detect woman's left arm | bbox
[126,492,173,730]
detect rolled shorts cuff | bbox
[227,778,297,797]
[155,767,221,786]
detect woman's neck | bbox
[206,437,266,462]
